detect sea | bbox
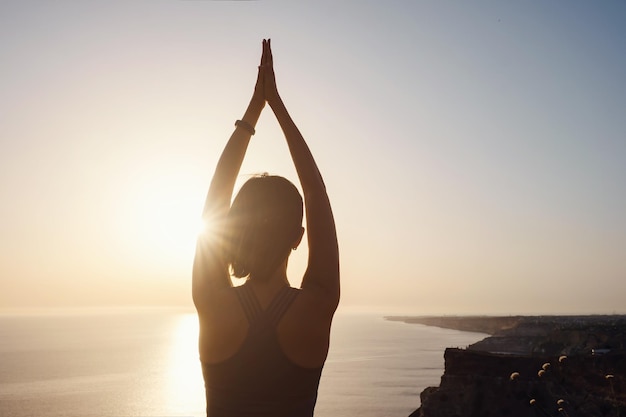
[0,309,487,417]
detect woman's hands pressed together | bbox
[260,39,281,106]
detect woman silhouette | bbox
[192,39,340,417]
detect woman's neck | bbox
[246,265,290,308]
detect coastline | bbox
[385,315,522,336]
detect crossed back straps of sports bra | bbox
[234,284,299,328]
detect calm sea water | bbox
[0,309,486,417]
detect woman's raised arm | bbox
[192,45,266,311]
[263,40,340,309]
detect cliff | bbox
[387,315,626,417]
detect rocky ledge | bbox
[387,315,626,417]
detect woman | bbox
[192,39,340,417]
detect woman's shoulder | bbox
[295,284,339,317]
[196,285,242,319]
[278,287,336,368]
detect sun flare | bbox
[196,217,214,239]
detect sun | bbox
[124,171,208,267]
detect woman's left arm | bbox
[192,46,266,312]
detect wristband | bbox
[235,119,255,135]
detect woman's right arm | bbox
[263,40,340,310]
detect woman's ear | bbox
[292,227,305,250]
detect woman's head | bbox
[225,175,303,280]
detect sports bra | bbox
[202,285,323,417]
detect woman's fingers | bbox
[259,38,273,68]
[262,39,269,67]
[261,39,266,66]
[252,40,266,101]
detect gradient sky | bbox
[1,1,625,314]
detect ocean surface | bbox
[0,309,486,417]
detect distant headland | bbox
[386,315,626,417]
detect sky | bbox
[1,1,625,315]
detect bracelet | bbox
[235,119,255,135]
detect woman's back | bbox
[202,285,323,417]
